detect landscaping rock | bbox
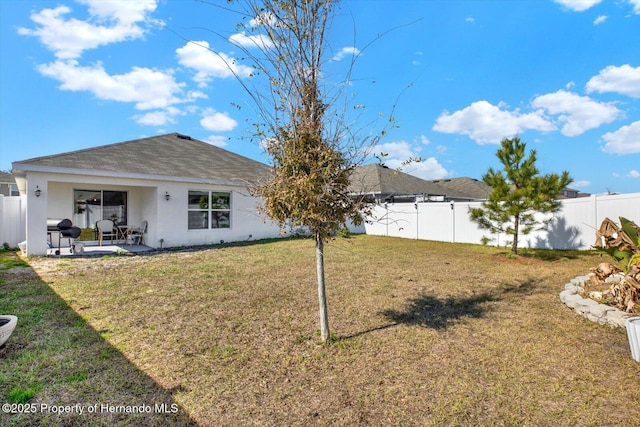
[607,310,631,328]
[575,298,599,315]
[604,273,624,284]
[560,290,575,303]
[563,283,580,293]
[560,275,633,329]
[590,303,614,318]
[586,313,599,323]
[563,293,583,308]
[570,276,589,286]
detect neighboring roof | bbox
[0,171,15,184]
[12,133,270,183]
[350,164,449,196]
[426,177,492,200]
[557,187,590,199]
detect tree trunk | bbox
[315,234,330,342]
[511,214,519,255]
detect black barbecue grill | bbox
[47,219,81,255]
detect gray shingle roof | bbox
[350,164,449,196]
[13,133,270,183]
[426,177,492,200]
[0,171,15,184]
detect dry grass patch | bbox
[3,236,640,426]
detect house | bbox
[558,187,590,199]
[425,177,492,201]
[349,164,491,203]
[426,178,586,201]
[0,171,19,196]
[11,133,282,255]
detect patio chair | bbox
[96,219,116,246]
[130,220,148,245]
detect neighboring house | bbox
[350,164,491,203]
[426,178,587,201]
[349,164,449,204]
[558,187,590,199]
[425,177,492,201]
[0,171,19,196]
[11,133,282,255]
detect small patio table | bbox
[116,225,132,244]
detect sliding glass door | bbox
[73,189,127,228]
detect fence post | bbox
[0,194,4,245]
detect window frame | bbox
[187,190,231,230]
[73,189,128,228]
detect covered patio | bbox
[44,242,154,257]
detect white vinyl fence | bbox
[0,195,26,248]
[364,192,640,250]
[1,192,638,250]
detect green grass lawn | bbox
[1,236,639,426]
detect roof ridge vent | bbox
[176,133,192,140]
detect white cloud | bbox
[554,0,602,12]
[77,0,159,25]
[229,31,273,49]
[629,0,640,14]
[200,108,238,132]
[386,157,449,180]
[593,15,607,25]
[332,47,361,62]
[37,60,184,110]
[374,141,416,160]
[601,120,640,154]
[18,1,160,59]
[572,180,591,188]
[465,17,475,23]
[135,107,182,126]
[186,90,208,101]
[432,100,555,144]
[373,140,447,180]
[176,41,253,86]
[585,64,640,98]
[628,170,640,178]
[206,135,229,147]
[531,90,620,136]
[419,135,430,145]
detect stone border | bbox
[559,275,632,328]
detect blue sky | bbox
[1,0,639,194]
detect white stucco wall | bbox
[155,184,281,249]
[19,170,283,255]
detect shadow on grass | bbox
[342,278,540,339]
[518,248,596,262]
[0,252,197,426]
[380,292,499,330]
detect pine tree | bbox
[469,137,573,255]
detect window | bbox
[188,191,231,230]
[73,189,127,228]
